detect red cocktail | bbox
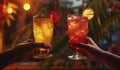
[68,14,88,60]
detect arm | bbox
[100,51,120,70]
[0,42,49,69]
[71,37,120,70]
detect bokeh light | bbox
[7,7,13,14]
[23,3,30,11]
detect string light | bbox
[23,3,30,11]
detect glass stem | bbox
[73,52,80,58]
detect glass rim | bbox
[33,14,52,19]
[67,14,87,17]
[67,14,88,20]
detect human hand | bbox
[11,39,50,54]
[70,37,104,61]
[0,39,50,69]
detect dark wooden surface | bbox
[4,61,99,70]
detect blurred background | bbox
[0,0,120,69]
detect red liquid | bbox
[68,14,88,52]
[68,15,88,43]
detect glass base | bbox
[33,54,52,60]
[68,54,86,60]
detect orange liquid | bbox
[33,18,53,54]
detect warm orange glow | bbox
[23,3,30,11]
[7,7,13,14]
